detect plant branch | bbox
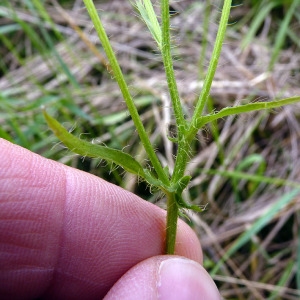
[165,191,179,254]
[160,0,191,184]
[188,0,232,139]
[161,0,187,134]
[191,96,300,134]
[83,0,169,185]
[171,138,190,183]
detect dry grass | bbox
[1,0,300,299]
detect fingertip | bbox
[104,256,221,300]
[0,139,204,299]
[158,257,221,300]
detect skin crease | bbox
[0,139,220,299]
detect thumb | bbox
[104,256,221,300]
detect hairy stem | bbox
[160,0,188,254]
[164,0,232,253]
[172,0,232,181]
[161,0,187,133]
[165,191,179,254]
[188,0,232,140]
[171,138,190,184]
[83,0,169,185]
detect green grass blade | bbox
[207,96,225,163]
[7,118,31,149]
[0,126,13,143]
[198,0,211,79]
[0,23,21,34]
[232,154,266,202]
[1,5,47,58]
[200,168,300,189]
[241,2,277,50]
[267,260,294,300]
[287,26,300,49]
[269,0,300,70]
[25,0,79,88]
[211,189,300,275]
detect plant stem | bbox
[188,0,232,141]
[161,0,187,134]
[83,0,169,185]
[165,191,179,254]
[160,0,189,254]
[172,0,233,183]
[171,138,190,183]
[166,0,232,253]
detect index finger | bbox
[0,139,202,299]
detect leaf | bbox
[44,110,149,180]
[175,193,203,212]
[169,176,203,211]
[197,96,300,129]
[143,169,164,187]
[170,175,191,194]
[135,0,162,48]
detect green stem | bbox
[160,0,190,185]
[160,0,188,254]
[165,191,179,254]
[188,0,232,140]
[171,138,190,184]
[83,0,169,185]
[165,1,233,253]
[161,0,187,134]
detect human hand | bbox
[0,139,220,299]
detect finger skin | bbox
[105,256,221,300]
[0,139,202,299]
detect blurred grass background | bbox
[1,0,300,298]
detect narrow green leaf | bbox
[135,0,162,48]
[44,110,148,179]
[195,96,300,130]
[241,2,277,49]
[172,175,191,194]
[175,193,203,212]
